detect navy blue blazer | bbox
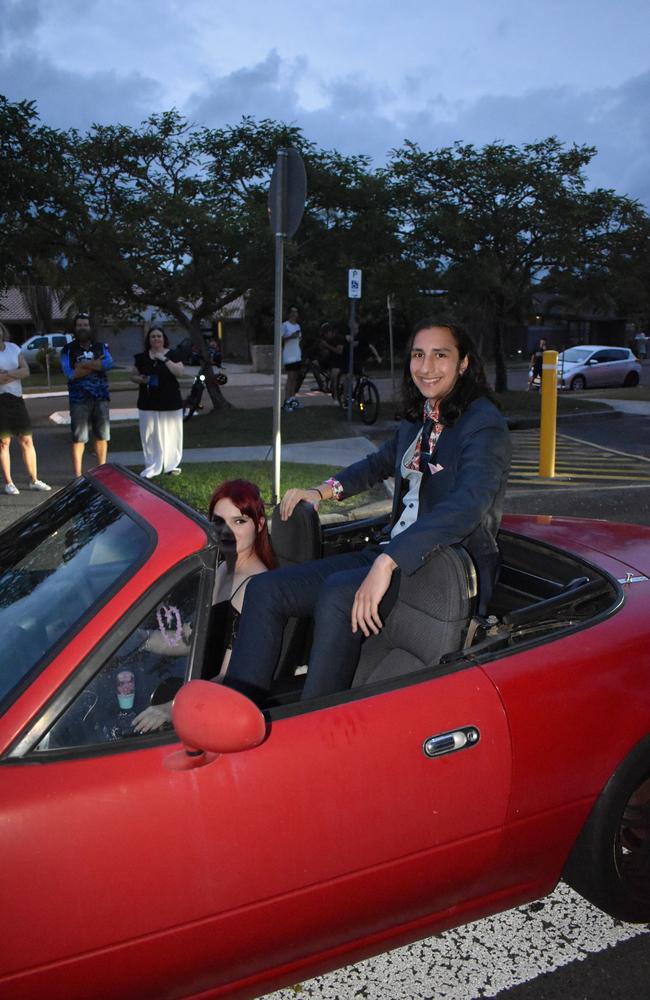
[335,396,512,589]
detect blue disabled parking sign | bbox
[348,269,362,299]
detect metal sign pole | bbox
[347,268,362,423]
[347,299,356,422]
[271,150,288,505]
[268,147,306,506]
[387,294,396,403]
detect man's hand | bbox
[280,488,321,521]
[351,553,397,637]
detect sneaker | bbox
[291,398,302,410]
[4,483,19,495]
[166,468,182,476]
[29,479,52,492]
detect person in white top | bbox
[282,306,303,411]
[0,322,51,496]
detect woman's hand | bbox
[280,487,323,521]
[132,702,172,734]
[351,554,397,637]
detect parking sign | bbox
[348,269,362,299]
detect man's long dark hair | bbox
[401,317,497,425]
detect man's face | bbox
[75,318,91,341]
[289,309,299,323]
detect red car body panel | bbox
[1,474,649,1000]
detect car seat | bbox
[269,500,322,683]
[352,545,478,687]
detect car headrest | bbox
[270,500,322,567]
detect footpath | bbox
[1,364,648,533]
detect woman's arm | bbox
[130,364,148,385]
[163,355,184,377]
[0,352,30,383]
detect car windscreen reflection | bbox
[0,482,150,707]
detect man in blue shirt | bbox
[60,313,113,477]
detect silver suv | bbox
[557,345,642,391]
[21,333,73,368]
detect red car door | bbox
[1,667,511,1000]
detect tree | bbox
[388,137,647,390]
[13,109,405,408]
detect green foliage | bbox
[136,461,385,515]
[388,137,648,388]
[3,93,649,390]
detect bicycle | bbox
[182,364,228,421]
[336,372,380,425]
[301,358,332,395]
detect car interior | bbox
[262,501,621,708]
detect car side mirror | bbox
[164,680,266,771]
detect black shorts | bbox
[0,394,32,438]
[284,361,303,372]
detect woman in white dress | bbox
[131,326,184,478]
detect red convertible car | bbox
[1,465,649,1000]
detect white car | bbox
[20,333,73,369]
[557,345,642,391]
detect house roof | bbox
[0,287,69,323]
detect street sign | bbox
[348,268,362,299]
[268,148,307,239]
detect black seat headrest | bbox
[270,500,322,567]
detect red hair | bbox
[208,479,277,569]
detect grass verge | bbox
[132,461,387,515]
[110,391,610,451]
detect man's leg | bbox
[70,401,89,477]
[302,550,399,699]
[71,442,85,477]
[225,551,373,703]
[94,439,108,465]
[284,368,298,403]
[92,399,110,466]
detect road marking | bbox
[509,431,650,486]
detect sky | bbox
[1,0,650,207]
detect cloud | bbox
[0,49,162,129]
[0,0,44,42]
[1,35,648,209]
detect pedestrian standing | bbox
[0,321,51,495]
[282,306,303,411]
[131,326,184,478]
[60,313,113,477]
[527,338,547,390]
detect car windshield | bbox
[560,348,593,364]
[0,481,149,707]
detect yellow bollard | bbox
[538,349,558,478]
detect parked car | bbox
[1,466,649,1000]
[19,332,73,369]
[557,345,641,390]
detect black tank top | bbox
[202,577,250,679]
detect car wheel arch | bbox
[563,731,650,922]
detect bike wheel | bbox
[358,379,379,424]
[183,386,202,421]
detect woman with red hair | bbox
[133,479,275,733]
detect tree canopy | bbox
[2,95,648,397]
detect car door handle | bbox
[422,726,480,758]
